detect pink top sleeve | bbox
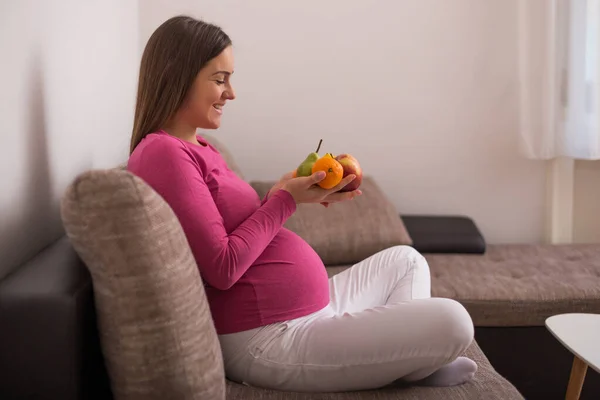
[134,142,297,290]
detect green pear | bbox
[296,139,323,177]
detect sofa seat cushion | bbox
[225,340,523,399]
[428,244,600,327]
[326,265,353,278]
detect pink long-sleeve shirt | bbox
[127,130,330,334]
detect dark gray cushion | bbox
[402,215,486,254]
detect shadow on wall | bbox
[0,50,64,281]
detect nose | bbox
[225,83,236,100]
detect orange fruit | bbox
[311,153,343,189]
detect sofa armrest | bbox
[0,237,111,400]
[401,215,486,254]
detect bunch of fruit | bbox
[293,139,362,192]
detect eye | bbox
[216,80,225,85]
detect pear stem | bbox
[316,139,323,153]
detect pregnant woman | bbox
[127,15,477,393]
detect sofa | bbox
[1,134,599,400]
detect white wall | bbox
[0,0,594,278]
[0,0,138,279]
[140,0,548,244]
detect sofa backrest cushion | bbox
[202,133,245,180]
[251,176,413,266]
[60,169,225,400]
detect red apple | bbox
[335,153,362,192]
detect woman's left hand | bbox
[267,170,360,208]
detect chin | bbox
[198,118,221,130]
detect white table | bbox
[546,313,600,400]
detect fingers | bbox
[303,171,326,186]
[328,174,356,194]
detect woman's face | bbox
[178,45,236,130]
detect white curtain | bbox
[518,0,600,160]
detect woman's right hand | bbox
[281,171,361,205]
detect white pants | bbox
[218,245,475,393]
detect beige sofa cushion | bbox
[428,244,600,326]
[251,177,413,266]
[60,169,225,400]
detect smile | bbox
[213,104,224,114]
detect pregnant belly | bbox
[250,229,330,306]
[205,229,330,334]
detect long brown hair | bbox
[130,16,232,154]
